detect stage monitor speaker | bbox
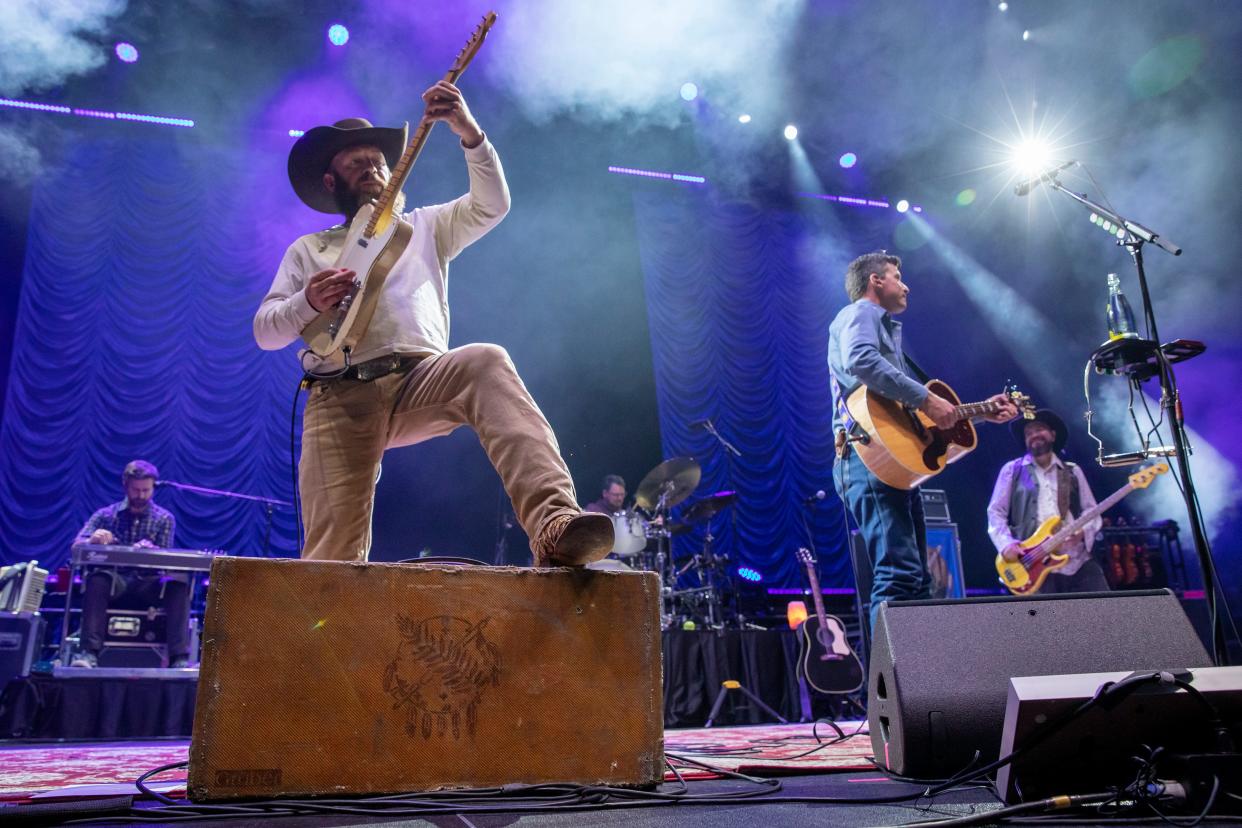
[867,589,1213,777]
[997,666,1242,803]
[189,558,664,801]
[0,613,46,689]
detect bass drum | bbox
[610,510,648,557]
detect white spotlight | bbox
[998,1,1008,10]
[738,114,752,124]
[896,199,910,213]
[783,124,798,141]
[1011,139,1053,178]
[1022,30,1030,41]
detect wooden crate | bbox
[188,558,663,800]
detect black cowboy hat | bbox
[1012,408,1069,453]
[287,118,408,214]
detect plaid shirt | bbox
[76,499,176,548]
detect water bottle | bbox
[1106,273,1139,340]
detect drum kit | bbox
[605,457,743,629]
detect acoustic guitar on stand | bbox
[795,547,864,694]
[844,380,1034,490]
[996,462,1169,595]
[301,13,497,369]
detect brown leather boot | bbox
[533,512,614,567]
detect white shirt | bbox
[987,454,1102,576]
[253,138,511,367]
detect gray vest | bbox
[1007,460,1083,542]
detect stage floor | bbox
[5,722,1240,827]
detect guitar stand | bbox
[704,679,789,728]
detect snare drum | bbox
[610,510,648,557]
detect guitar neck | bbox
[365,56,483,238]
[1048,479,1134,548]
[803,561,829,627]
[954,399,1003,422]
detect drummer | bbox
[584,475,627,516]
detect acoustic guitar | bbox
[795,547,864,694]
[301,13,498,367]
[996,462,1168,595]
[845,380,1033,490]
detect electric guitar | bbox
[795,547,864,694]
[996,462,1169,595]
[845,380,1033,490]
[301,12,498,367]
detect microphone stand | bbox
[700,420,742,626]
[158,480,293,558]
[1038,175,1229,664]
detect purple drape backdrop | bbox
[0,137,302,566]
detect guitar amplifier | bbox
[189,558,664,800]
[919,489,952,523]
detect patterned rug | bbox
[0,722,873,800]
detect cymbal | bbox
[634,457,701,511]
[681,491,738,524]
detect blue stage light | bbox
[328,24,350,46]
[783,124,798,141]
[839,152,858,168]
[737,566,762,582]
[680,82,699,101]
[896,199,910,213]
[115,42,139,63]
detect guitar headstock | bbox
[1128,462,1170,489]
[1004,384,1036,420]
[450,12,498,74]
[796,546,815,566]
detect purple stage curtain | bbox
[0,137,302,567]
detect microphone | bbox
[1014,160,1076,196]
[690,419,713,429]
[802,490,827,504]
[154,480,170,487]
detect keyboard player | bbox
[70,460,191,668]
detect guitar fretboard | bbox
[954,399,1004,421]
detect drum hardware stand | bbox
[1036,171,1231,664]
[704,679,788,728]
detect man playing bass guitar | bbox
[828,252,1018,630]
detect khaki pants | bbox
[299,343,579,561]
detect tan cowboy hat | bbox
[287,118,408,213]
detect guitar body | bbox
[300,202,415,367]
[846,379,978,490]
[995,515,1071,595]
[799,615,865,694]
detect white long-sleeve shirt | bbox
[253,138,511,367]
[987,454,1102,576]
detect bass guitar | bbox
[301,12,498,368]
[795,547,864,694]
[845,380,1033,490]
[996,462,1169,595]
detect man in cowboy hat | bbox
[253,80,613,567]
[986,409,1107,593]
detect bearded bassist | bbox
[987,409,1107,594]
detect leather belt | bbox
[342,353,425,383]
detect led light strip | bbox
[1,97,194,128]
[607,166,921,211]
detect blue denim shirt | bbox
[828,299,928,431]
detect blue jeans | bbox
[833,447,931,631]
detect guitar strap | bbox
[901,350,932,384]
